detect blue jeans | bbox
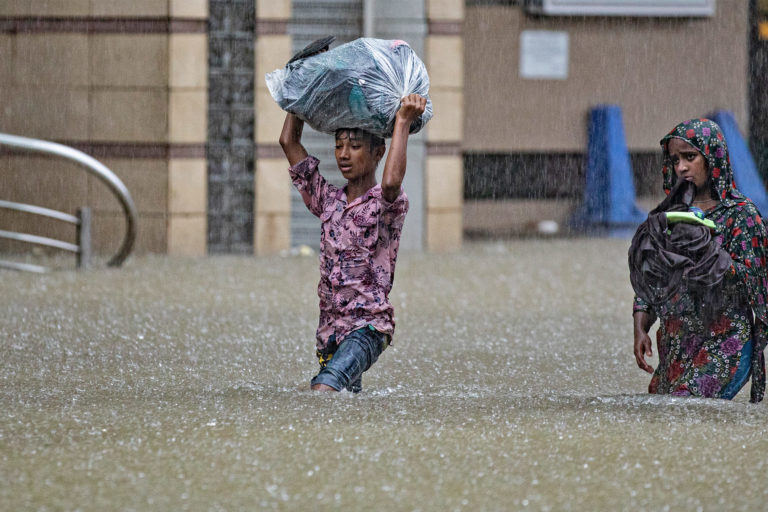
[311,326,388,392]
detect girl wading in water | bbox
[632,119,768,402]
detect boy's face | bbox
[335,130,385,181]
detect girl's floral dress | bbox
[633,119,768,402]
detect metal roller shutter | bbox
[288,0,363,248]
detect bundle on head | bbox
[266,38,433,138]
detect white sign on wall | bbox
[519,30,569,80]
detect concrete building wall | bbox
[3,1,745,253]
[0,0,461,258]
[463,0,750,236]
[0,1,209,256]
[464,1,749,152]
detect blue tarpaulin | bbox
[570,105,646,235]
[709,110,768,217]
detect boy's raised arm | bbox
[381,94,427,203]
[279,113,309,167]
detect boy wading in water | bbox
[279,93,427,392]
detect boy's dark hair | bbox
[335,128,385,151]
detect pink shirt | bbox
[289,155,409,350]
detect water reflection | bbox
[2,239,768,510]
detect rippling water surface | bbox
[3,239,768,511]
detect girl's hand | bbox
[634,329,654,374]
[633,311,655,374]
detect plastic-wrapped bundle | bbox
[265,38,433,138]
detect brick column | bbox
[425,0,464,251]
[253,0,292,254]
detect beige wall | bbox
[253,0,292,255]
[0,1,206,17]
[425,0,465,251]
[0,31,170,254]
[464,2,749,152]
[0,3,209,258]
[167,30,209,257]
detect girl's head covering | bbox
[660,118,743,205]
[660,119,768,403]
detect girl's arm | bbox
[381,94,427,203]
[633,310,655,374]
[279,113,309,167]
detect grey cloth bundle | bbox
[628,180,732,308]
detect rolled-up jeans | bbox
[311,325,388,392]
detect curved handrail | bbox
[0,229,80,253]
[0,133,137,266]
[0,199,80,224]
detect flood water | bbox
[3,239,768,511]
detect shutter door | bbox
[288,0,363,248]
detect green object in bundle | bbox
[348,85,373,120]
[665,211,716,229]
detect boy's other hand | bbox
[396,94,427,124]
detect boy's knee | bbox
[310,327,388,393]
[311,370,344,391]
[310,383,338,392]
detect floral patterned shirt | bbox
[289,155,409,351]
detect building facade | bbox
[463,0,755,236]
[1,0,209,256]
[0,0,761,255]
[0,0,464,257]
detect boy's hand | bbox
[382,94,426,202]
[395,94,427,125]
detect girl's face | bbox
[667,137,709,192]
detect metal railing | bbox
[0,133,137,271]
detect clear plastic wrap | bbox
[265,38,433,138]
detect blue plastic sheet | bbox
[709,110,768,217]
[570,105,646,235]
